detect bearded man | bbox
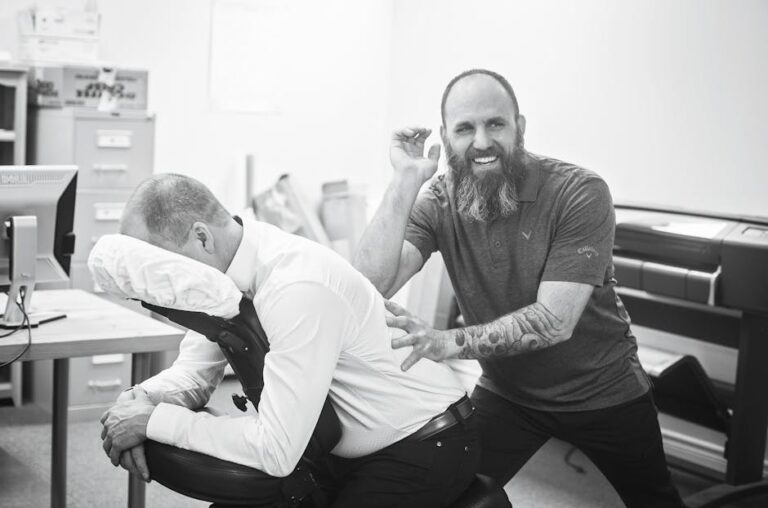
[353,69,684,508]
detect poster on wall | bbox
[208,0,287,113]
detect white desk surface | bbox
[0,289,185,362]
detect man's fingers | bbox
[394,126,431,140]
[391,333,418,349]
[386,315,411,330]
[100,410,109,424]
[109,445,121,466]
[103,435,112,456]
[101,425,108,440]
[427,143,441,162]
[384,299,408,316]
[120,450,136,474]
[131,445,151,482]
[400,350,424,372]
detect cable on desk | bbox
[0,288,33,368]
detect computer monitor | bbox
[0,165,77,328]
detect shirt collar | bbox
[225,220,258,295]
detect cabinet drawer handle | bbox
[87,379,123,391]
[93,163,128,172]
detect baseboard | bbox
[661,427,768,477]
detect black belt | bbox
[408,395,474,442]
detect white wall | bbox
[387,0,768,218]
[0,0,394,212]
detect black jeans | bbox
[317,415,481,508]
[472,386,685,508]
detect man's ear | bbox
[189,222,215,254]
[517,114,526,135]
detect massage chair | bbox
[138,296,512,508]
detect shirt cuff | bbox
[146,402,196,446]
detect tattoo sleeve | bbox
[451,302,567,359]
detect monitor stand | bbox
[0,216,65,329]
[0,307,67,329]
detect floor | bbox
[0,377,716,508]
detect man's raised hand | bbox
[390,127,441,184]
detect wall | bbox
[387,0,768,218]
[0,0,394,213]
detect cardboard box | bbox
[28,65,148,110]
[31,8,100,38]
[19,36,100,64]
[17,8,101,64]
[17,8,100,39]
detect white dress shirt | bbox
[141,218,466,477]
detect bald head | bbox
[120,174,242,272]
[441,69,520,125]
[121,173,232,246]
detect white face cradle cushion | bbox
[88,234,242,319]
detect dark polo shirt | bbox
[405,154,650,411]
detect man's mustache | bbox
[465,146,503,160]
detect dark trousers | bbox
[472,386,685,508]
[316,416,481,508]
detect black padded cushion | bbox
[144,399,340,506]
[145,440,281,506]
[448,475,512,508]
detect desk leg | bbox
[127,352,153,508]
[727,313,768,484]
[51,358,69,508]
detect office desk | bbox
[0,289,185,508]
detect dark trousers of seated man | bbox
[472,386,685,508]
[314,415,481,508]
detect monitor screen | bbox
[0,166,78,290]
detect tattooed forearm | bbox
[452,302,567,359]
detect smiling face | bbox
[441,73,525,177]
[441,73,527,221]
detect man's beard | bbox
[446,135,526,222]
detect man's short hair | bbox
[440,69,520,124]
[123,173,231,246]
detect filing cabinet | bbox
[28,107,156,420]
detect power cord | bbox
[0,289,33,368]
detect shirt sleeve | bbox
[140,329,227,408]
[541,177,615,287]
[405,186,441,263]
[146,282,353,477]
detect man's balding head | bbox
[441,69,520,126]
[121,174,231,245]
[121,174,242,272]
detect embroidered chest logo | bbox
[577,246,599,258]
[521,230,532,240]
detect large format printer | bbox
[613,204,768,506]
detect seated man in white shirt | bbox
[99,173,480,508]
